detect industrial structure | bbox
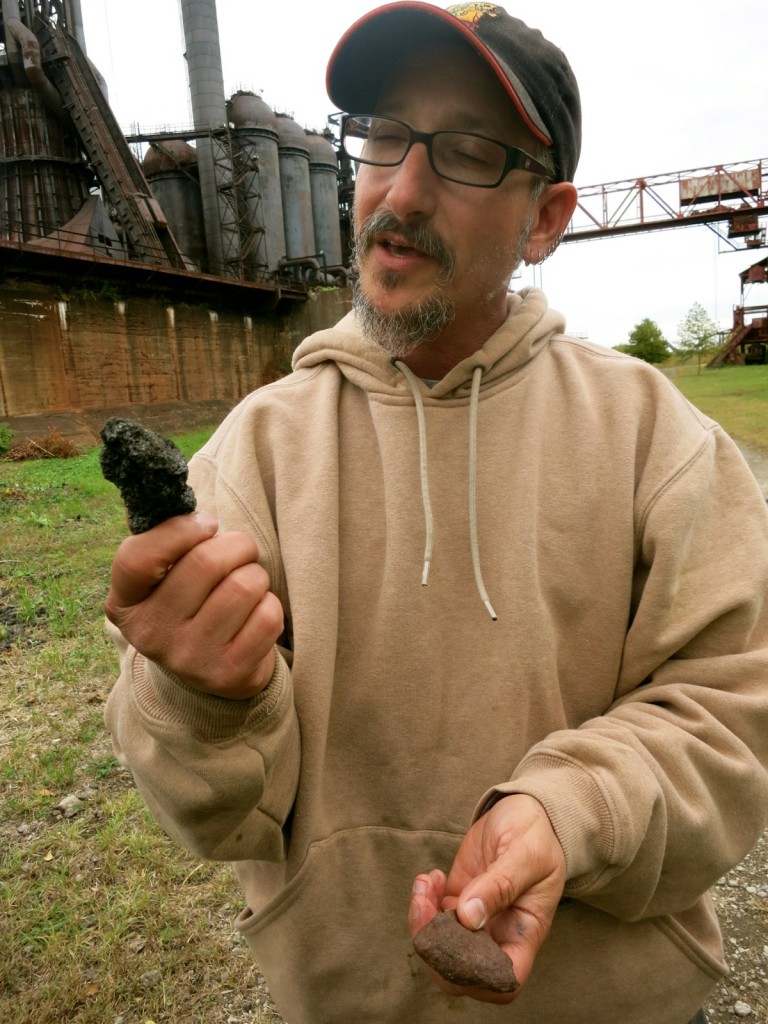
[562,159,768,365]
[0,0,354,440]
[710,256,768,366]
[0,0,765,439]
[0,0,351,296]
[564,159,768,249]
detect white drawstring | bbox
[394,360,434,586]
[394,360,497,620]
[469,366,497,621]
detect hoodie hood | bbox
[292,287,566,397]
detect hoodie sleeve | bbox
[475,425,768,920]
[104,411,301,863]
[105,631,300,862]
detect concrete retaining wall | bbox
[0,281,352,444]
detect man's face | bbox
[352,43,544,355]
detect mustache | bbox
[353,210,455,280]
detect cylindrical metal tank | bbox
[179,0,240,278]
[305,130,343,270]
[276,114,316,268]
[143,140,207,272]
[0,78,92,241]
[228,91,286,278]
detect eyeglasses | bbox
[340,114,552,189]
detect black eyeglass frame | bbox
[340,113,552,189]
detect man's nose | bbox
[384,140,439,221]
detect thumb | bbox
[453,795,566,934]
[107,510,218,611]
[455,872,515,932]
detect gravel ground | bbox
[703,435,768,1022]
[704,450,768,1023]
[705,832,768,1022]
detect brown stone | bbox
[412,910,519,993]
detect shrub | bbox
[4,427,81,461]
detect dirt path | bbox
[704,437,768,1022]
[737,441,768,499]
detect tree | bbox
[676,302,720,374]
[614,318,670,364]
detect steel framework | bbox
[565,159,768,251]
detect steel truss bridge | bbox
[564,158,767,253]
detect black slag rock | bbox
[99,417,196,533]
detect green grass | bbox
[0,427,283,1024]
[670,363,768,450]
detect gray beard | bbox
[351,205,534,360]
[351,211,457,359]
[352,281,456,359]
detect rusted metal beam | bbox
[565,158,767,244]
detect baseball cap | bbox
[326,2,581,183]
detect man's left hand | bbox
[408,793,566,1004]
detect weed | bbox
[15,584,43,622]
[86,755,120,779]
[68,282,124,303]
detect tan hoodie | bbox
[106,288,768,1024]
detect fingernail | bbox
[194,511,217,533]
[463,897,487,930]
[412,878,428,896]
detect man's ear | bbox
[523,182,578,265]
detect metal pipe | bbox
[278,255,321,286]
[323,265,351,285]
[64,0,108,99]
[277,254,349,287]
[2,0,65,116]
[2,0,27,85]
[66,0,87,52]
[179,0,240,277]
[278,257,321,269]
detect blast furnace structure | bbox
[0,0,353,440]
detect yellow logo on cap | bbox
[446,3,502,28]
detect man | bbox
[104,4,768,1023]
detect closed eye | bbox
[439,133,503,170]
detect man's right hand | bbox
[105,511,283,700]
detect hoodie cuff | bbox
[130,647,290,742]
[472,751,617,889]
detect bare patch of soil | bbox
[0,590,45,651]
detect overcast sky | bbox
[78,0,767,349]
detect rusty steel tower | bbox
[0,0,188,266]
[0,0,348,293]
